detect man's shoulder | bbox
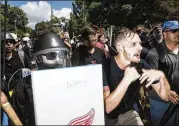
[146,42,166,59]
[12,50,19,56]
[146,47,159,59]
[148,47,158,54]
[95,47,104,52]
[150,42,165,53]
[94,47,105,56]
[75,45,86,52]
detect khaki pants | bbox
[116,110,144,125]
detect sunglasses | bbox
[1,40,16,44]
[165,29,179,33]
[41,51,68,60]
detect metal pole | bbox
[2,0,8,83]
[109,26,113,46]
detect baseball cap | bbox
[162,21,179,31]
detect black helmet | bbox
[1,32,16,43]
[33,32,71,69]
[33,32,68,54]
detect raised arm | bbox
[103,67,140,113]
[139,69,170,101]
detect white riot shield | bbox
[31,64,105,125]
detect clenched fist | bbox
[124,67,140,84]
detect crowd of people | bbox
[1,20,179,126]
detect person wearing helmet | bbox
[22,37,31,48]
[21,37,33,59]
[1,32,71,126]
[33,32,71,69]
[1,32,33,87]
[1,32,33,125]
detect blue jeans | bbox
[149,98,178,126]
[2,111,9,126]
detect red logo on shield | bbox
[68,108,95,125]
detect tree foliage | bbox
[69,0,179,34]
[1,4,29,37]
[34,16,70,37]
[68,1,91,37]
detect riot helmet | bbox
[1,32,16,53]
[22,37,31,48]
[33,32,71,69]
[1,32,16,44]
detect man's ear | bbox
[163,32,166,39]
[116,45,124,53]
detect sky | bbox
[6,1,73,29]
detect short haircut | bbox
[114,27,135,46]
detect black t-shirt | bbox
[71,45,106,66]
[102,57,151,119]
[146,42,179,91]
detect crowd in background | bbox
[1,20,179,126]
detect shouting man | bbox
[102,28,170,125]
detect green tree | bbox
[30,29,37,38]
[1,4,11,31]
[8,6,28,31]
[68,1,91,37]
[35,21,52,36]
[86,0,179,29]
[35,16,71,37]
[24,26,33,34]
[1,4,29,36]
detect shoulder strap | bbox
[18,50,25,67]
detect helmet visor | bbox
[37,50,71,69]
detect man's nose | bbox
[138,44,142,51]
[6,41,11,45]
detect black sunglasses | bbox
[2,40,16,44]
[165,29,179,33]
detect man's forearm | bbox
[105,78,130,113]
[159,73,170,101]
